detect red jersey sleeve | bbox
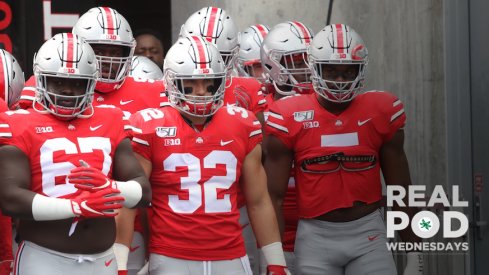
[241,78,267,114]
[130,108,165,161]
[18,75,36,110]
[0,110,30,153]
[0,99,8,112]
[243,111,263,154]
[264,99,298,150]
[369,91,406,142]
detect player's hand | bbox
[70,188,124,218]
[68,160,117,191]
[136,261,149,275]
[403,252,423,275]
[267,265,291,275]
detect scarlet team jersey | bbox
[0,210,12,263]
[0,102,12,264]
[91,76,166,116]
[0,106,129,199]
[17,76,36,109]
[265,91,406,218]
[131,104,262,261]
[224,76,267,114]
[18,76,166,117]
[0,99,7,112]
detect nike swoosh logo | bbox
[358,118,372,126]
[80,201,103,215]
[129,245,140,252]
[120,99,134,105]
[368,234,380,241]
[220,140,234,146]
[105,258,113,267]
[90,125,103,131]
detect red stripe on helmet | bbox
[254,24,268,40]
[335,24,344,53]
[65,33,74,68]
[191,36,208,69]
[102,7,115,35]
[205,7,220,43]
[292,21,311,45]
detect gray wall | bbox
[171,0,330,41]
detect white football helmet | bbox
[181,7,238,71]
[129,56,163,80]
[237,24,270,81]
[308,24,368,102]
[261,21,314,95]
[72,7,135,92]
[164,36,226,117]
[0,50,25,109]
[33,33,98,119]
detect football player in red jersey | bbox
[0,49,25,275]
[264,24,423,275]
[72,8,166,274]
[182,10,269,273]
[181,7,267,123]
[129,35,289,275]
[258,21,315,275]
[0,33,150,275]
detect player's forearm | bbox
[0,189,39,220]
[247,194,282,247]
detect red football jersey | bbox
[92,76,166,116]
[0,106,129,199]
[18,76,36,109]
[265,91,406,218]
[18,76,166,116]
[224,76,267,114]
[0,211,12,262]
[0,99,7,112]
[132,104,262,260]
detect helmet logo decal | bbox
[352,44,367,60]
